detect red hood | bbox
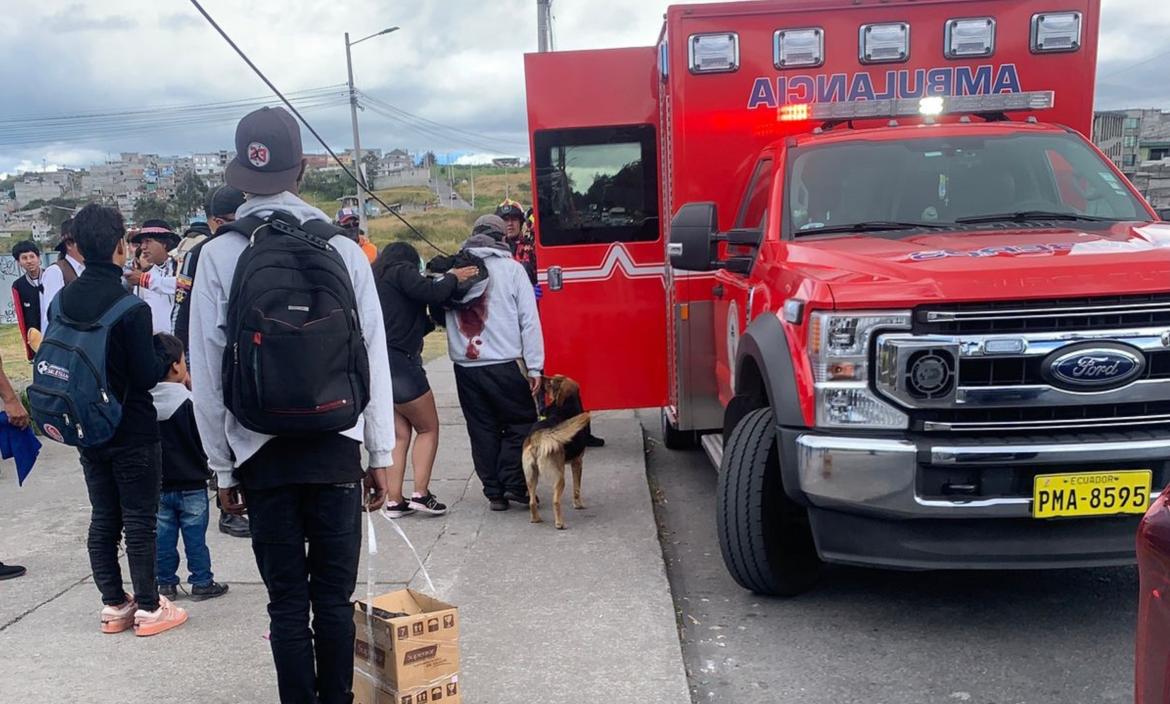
[783,222,1170,308]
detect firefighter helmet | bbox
[495,199,525,221]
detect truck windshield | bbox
[786,132,1149,236]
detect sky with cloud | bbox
[0,0,1166,176]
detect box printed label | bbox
[354,638,387,668]
[404,645,438,665]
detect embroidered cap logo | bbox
[248,142,271,168]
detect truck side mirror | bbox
[668,202,719,271]
[1159,208,1170,222]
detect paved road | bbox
[640,410,1138,704]
[430,176,473,210]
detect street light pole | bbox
[344,26,398,235]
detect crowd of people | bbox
[0,105,595,704]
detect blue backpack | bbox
[28,295,143,447]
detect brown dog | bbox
[522,375,592,530]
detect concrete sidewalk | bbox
[0,359,690,704]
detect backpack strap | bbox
[53,293,141,332]
[219,215,269,241]
[57,259,78,286]
[94,295,143,330]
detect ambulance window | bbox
[533,125,659,246]
[735,159,773,230]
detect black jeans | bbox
[248,481,363,704]
[454,362,537,499]
[80,442,162,612]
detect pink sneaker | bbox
[100,595,137,634]
[133,595,188,637]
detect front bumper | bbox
[793,432,1169,569]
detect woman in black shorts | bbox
[373,243,478,518]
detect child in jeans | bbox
[152,333,229,601]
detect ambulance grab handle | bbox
[548,266,564,291]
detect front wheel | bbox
[717,407,822,596]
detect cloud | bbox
[1,0,1169,175]
[158,13,204,31]
[44,4,137,33]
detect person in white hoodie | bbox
[188,106,394,704]
[444,214,545,512]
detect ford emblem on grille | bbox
[1041,343,1146,391]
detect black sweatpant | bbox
[241,437,363,704]
[80,442,163,612]
[454,361,538,499]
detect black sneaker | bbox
[504,490,531,506]
[158,584,178,600]
[488,497,509,511]
[0,561,27,581]
[190,582,230,601]
[219,513,251,538]
[409,493,448,516]
[585,434,605,448]
[385,500,416,519]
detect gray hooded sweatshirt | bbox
[188,192,395,489]
[445,234,544,377]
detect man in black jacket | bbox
[171,185,251,539]
[151,332,229,602]
[63,203,187,637]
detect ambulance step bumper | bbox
[791,433,1168,569]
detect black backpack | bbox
[221,212,370,435]
[29,295,144,447]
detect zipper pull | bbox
[234,342,239,364]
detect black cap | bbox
[225,107,304,195]
[54,217,75,254]
[205,185,246,219]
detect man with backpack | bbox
[39,217,84,333]
[189,106,394,704]
[31,203,187,636]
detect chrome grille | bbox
[877,295,1170,432]
[916,294,1170,336]
[959,350,1170,387]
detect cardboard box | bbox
[354,589,461,704]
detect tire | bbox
[717,407,822,596]
[661,407,698,451]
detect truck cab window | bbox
[534,125,659,246]
[736,159,773,231]
[786,132,1148,235]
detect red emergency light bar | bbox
[801,90,1056,122]
[778,103,812,121]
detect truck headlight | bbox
[809,311,911,429]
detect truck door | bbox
[714,155,774,405]
[531,124,669,410]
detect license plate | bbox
[1032,470,1152,519]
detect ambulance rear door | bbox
[525,48,669,411]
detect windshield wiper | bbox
[799,220,956,236]
[955,210,1119,225]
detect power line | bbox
[0,88,350,147]
[361,100,523,156]
[186,0,449,255]
[1099,48,1170,80]
[358,91,528,149]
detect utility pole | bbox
[344,26,398,233]
[537,0,552,53]
[470,163,475,208]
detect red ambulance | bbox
[525,0,1169,595]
